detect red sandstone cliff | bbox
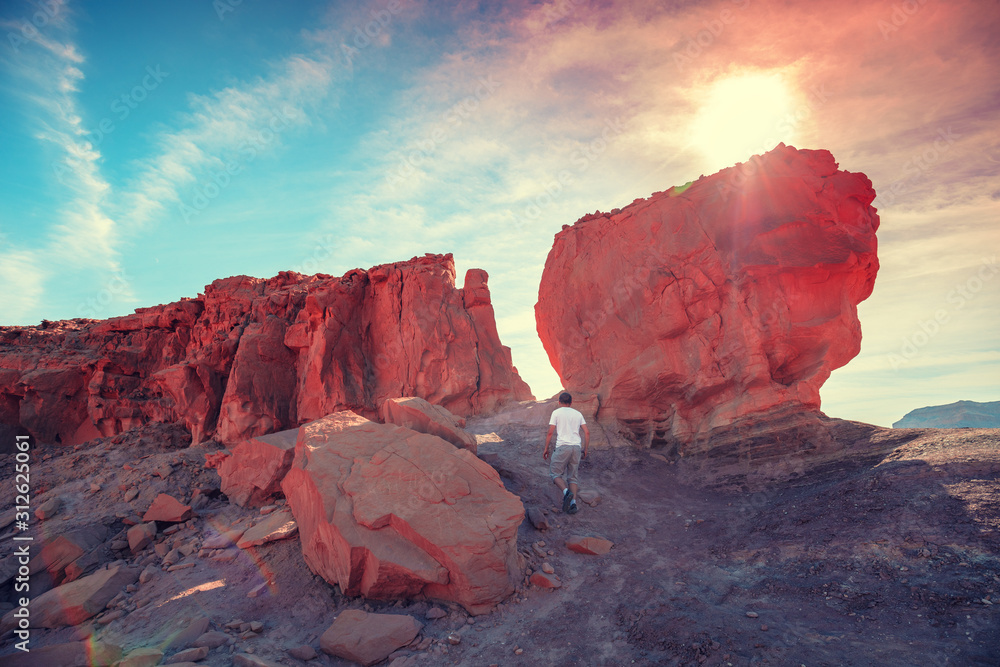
[0,254,533,446]
[535,145,879,452]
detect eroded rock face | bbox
[535,145,879,452]
[281,411,524,615]
[0,254,532,446]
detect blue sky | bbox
[1,0,997,427]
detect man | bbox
[543,392,590,514]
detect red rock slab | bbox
[143,493,192,523]
[319,610,422,666]
[237,508,298,548]
[566,535,614,555]
[379,396,478,453]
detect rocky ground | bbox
[1,409,998,666]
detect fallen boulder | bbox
[379,396,478,453]
[282,411,524,614]
[319,610,422,666]
[218,428,297,506]
[127,522,157,553]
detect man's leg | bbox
[565,447,582,514]
[550,447,569,495]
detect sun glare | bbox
[689,72,800,171]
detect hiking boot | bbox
[562,491,574,514]
[568,500,579,515]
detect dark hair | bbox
[559,392,572,405]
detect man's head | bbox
[559,392,572,405]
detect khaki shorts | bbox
[549,445,581,486]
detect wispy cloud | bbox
[122,54,338,228]
[0,0,124,317]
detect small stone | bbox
[127,522,157,553]
[118,647,164,667]
[425,607,447,620]
[566,535,613,555]
[250,620,263,632]
[515,647,524,655]
[447,632,461,645]
[466,617,475,625]
[527,507,549,531]
[761,624,769,631]
[247,582,269,598]
[168,562,196,572]
[529,572,562,588]
[124,487,140,502]
[193,631,230,649]
[287,644,318,660]
[35,496,63,521]
[98,609,125,625]
[746,611,759,618]
[90,483,102,493]
[165,646,209,663]
[541,562,555,574]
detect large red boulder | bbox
[379,396,478,453]
[536,145,879,453]
[0,255,532,446]
[281,411,524,615]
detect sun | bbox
[689,71,801,171]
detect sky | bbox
[0,0,997,428]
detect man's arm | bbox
[581,424,590,458]
[543,425,555,459]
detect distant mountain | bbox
[893,400,1000,428]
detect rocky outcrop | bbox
[0,254,532,446]
[281,411,524,615]
[893,400,1000,428]
[535,145,879,453]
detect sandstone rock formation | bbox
[380,396,478,453]
[535,145,879,452]
[0,254,532,446]
[282,411,524,615]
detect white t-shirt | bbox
[549,406,586,447]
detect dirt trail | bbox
[1,416,998,666]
